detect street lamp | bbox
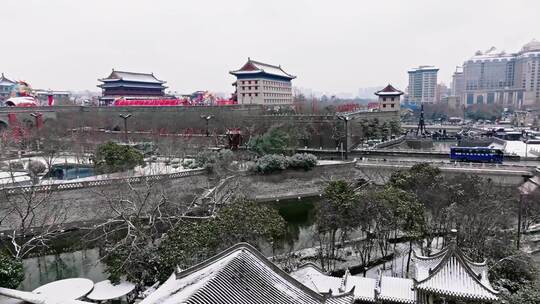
[30,112,43,150]
[200,115,214,137]
[337,115,352,160]
[119,113,132,143]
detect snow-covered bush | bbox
[254,154,289,174]
[287,153,317,171]
[253,153,318,174]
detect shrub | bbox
[27,160,46,176]
[254,154,289,174]
[288,153,317,171]
[253,153,318,174]
[0,252,24,289]
[92,142,145,174]
[190,150,236,173]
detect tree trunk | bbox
[406,240,413,278]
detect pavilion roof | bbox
[413,242,499,301]
[291,264,376,303]
[374,84,404,96]
[140,243,353,304]
[0,73,15,86]
[230,58,296,79]
[99,70,166,84]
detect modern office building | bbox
[98,70,167,105]
[230,58,296,105]
[451,67,465,97]
[459,39,540,108]
[407,66,439,104]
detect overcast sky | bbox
[1,0,539,96]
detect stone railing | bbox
[2,169,206,195]
[356,158,536,171]
[372,135,406,149]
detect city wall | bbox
[0,170,210,232]
[0,106,400,150]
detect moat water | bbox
[20,198,320,290]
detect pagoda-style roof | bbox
[413,240,499,302]
[291,263,376,303]
[0,73,15,86]
[375,84,404,96]
[230,58,296,80]
[140,243,353,304]
[98,70,166,84]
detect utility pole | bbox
[119,113,132,143]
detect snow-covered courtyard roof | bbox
[413,240,499,302]
[290,264,376,303]
[140,243,353,304]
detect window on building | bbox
[255,93,258,97]
[383,97,386,101]
[383,104,387,108]
[391,97,394,101]
[391,104,395,108]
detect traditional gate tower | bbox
[374,84,403,112]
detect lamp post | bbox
[30,112,42,150]
[119,113,132,143]
[337,115,352,160]
[200,115,214,137]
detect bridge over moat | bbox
[355,158,536,186]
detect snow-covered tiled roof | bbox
[141,243,353,304]
[375,84,404,96]
[378,276,416,304]
[290,264,376,303]
[99,70,166,84]
[230,59,296,79]
[341,270,376,302]
[0,73,15,86]
[414,243,499,302]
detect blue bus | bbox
[450,147,504,164]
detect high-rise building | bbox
[230,58,296,105]
[436,83,450,102]
[451,67,465,97]
[407,66,439,104]
[460,39,540,107]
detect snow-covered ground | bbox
[0,156,199,187]
[495,140,540,157]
